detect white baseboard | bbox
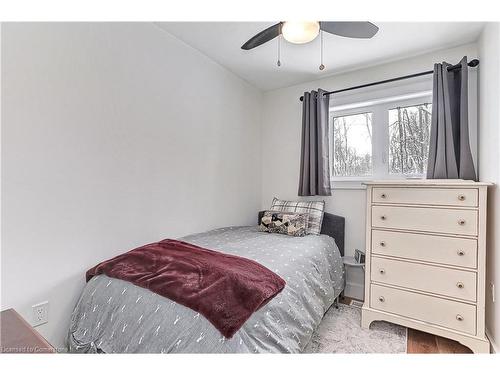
[486,329,498,353]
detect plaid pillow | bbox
[259,211,309,237]
[270,197,325,235]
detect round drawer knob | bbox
[380,241,386,247]
[380,215,387,221]
[456,314,464,321]
[457,282,464,289]
[458,194,466,201]
[458,219,466,226]
[381,193,387,199]
[378,296,385,302]
[379,269,386,275]
[457,250,465,256]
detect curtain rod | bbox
[299,59,479,102]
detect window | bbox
[388,103,432,176]
[331,112,372,177]
[329,93,433,186]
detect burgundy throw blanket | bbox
[86,239,285,338]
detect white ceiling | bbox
[156,22,485,91]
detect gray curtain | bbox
[427,56,477,180]
[298,89,332,196]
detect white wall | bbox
[0,23,262,348]
[261,43,479,258]
[478,22,500,352]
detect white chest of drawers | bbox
[361,180,492,353]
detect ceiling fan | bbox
[241,21,379,70]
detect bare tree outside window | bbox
[388,103,432,175]
[331,112,373,177]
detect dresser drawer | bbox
[372,205,478,236]
[371,257,477,301]
[372,230,477,268]
[372,187,478,207]
[371,284,476,335]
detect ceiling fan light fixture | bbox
[281,21,320,44]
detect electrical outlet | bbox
[32,301,49,326]
[490,283,495,303]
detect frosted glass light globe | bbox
[282,21,320,44]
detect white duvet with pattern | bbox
[67,226,344,353]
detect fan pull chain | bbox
[319,31,325,71]
[277,34,281,67]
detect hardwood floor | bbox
[339,296,472,354]
[407,328,472,354]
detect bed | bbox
[67,212,345,353]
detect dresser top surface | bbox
[363,179,493,187]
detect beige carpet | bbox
[304,303,407,353]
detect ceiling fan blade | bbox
[241,23,282,50]
[320,22,379,39]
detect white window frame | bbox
[329,94,433,189]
